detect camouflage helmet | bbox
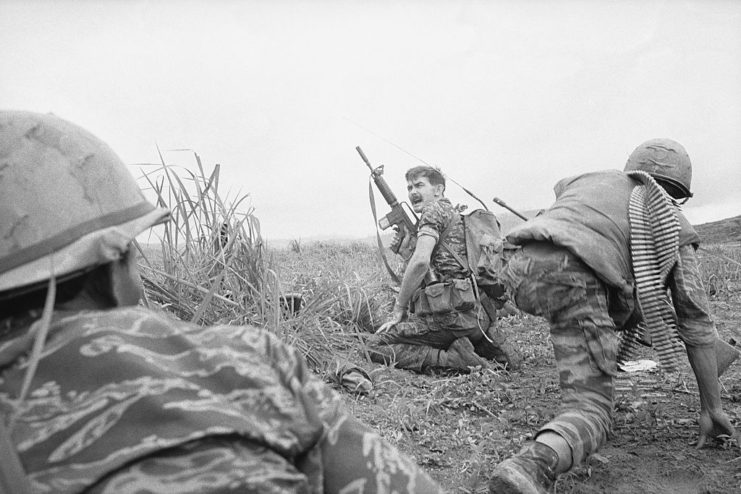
[624,138,692,198]
[0,111,169,293]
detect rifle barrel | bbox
[356,146,400,206]
[355,146,373,171]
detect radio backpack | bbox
[441,208,507,300]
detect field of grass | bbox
[136,158,741,493]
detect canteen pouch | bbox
[426,282,452,315]
[450,278,476,312]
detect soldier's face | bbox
[407,175,442,213]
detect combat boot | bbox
[480,324,524,371]
[440,337,490,371]
[488,442,558,494]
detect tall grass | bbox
[134,152,392,376]
[135,149,268,325]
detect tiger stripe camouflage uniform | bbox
[367,198,498,371]
[0,307,444,493]
[502,170,718,467]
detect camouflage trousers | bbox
[366,307,498,372]
[502,242,619,467]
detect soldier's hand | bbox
[696,408,738,449]
[390,226,414,261]
[389,226,403,250]
[376,320,395,334]
[376,303,407,334]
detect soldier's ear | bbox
[108,248,143,307]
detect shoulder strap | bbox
[368,179,402,284]
[437,214,470,275]
[438,220,486,309]
[439,240,468,273]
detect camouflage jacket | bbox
[0,307,443,493]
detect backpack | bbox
[462,209,507,299]
[441,209,507,300]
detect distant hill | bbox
[694,214,741,244]
[497,212,741,244]
[500,211,741,244]
[267,213,741,249]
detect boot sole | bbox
[488,463,546,494]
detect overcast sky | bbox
[2,0,740,241]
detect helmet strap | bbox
[9,258,57,432]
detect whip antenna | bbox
[345,117,489,210]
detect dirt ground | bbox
[344,287,741,493]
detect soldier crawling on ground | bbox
[486,138,738,494]
[366,165,523,373]
[0,111,444,494]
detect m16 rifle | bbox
[355,146,417,254]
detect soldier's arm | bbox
[377,234,435,333]
[303,378,444,493]
[319,417,445,493]
[87,330,445,494]
[87,438,313,493]
[283,331,444,493]
[670,245,717,345]
[670,245,719,392]
[670,245,737,446]
[396,234,435,309]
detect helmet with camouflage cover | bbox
[624,138,693,199]
[0,110,169,293]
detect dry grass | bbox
[133,151,741,390]
[134,155,741,492]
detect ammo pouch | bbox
[411,278,476,317]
